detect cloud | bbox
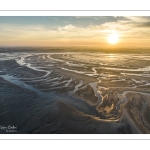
[58,24,76,31]
[125,16,150,22]
[138,21,150,27]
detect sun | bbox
[107,33,119,44]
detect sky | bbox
[0,16,150,48]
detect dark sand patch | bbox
[75,84,98,106]
[25,101,131,134]
[124,92,150,133]
[96,91,119,114]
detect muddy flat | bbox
[0,49,150,134]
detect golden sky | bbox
[0,16,150,48]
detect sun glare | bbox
[108,32,119,44]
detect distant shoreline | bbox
[0,47,150,53]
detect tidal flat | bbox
[0,48,150,134]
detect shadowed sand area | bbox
[0,49,150,133]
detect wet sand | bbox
[0,50,150,133]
